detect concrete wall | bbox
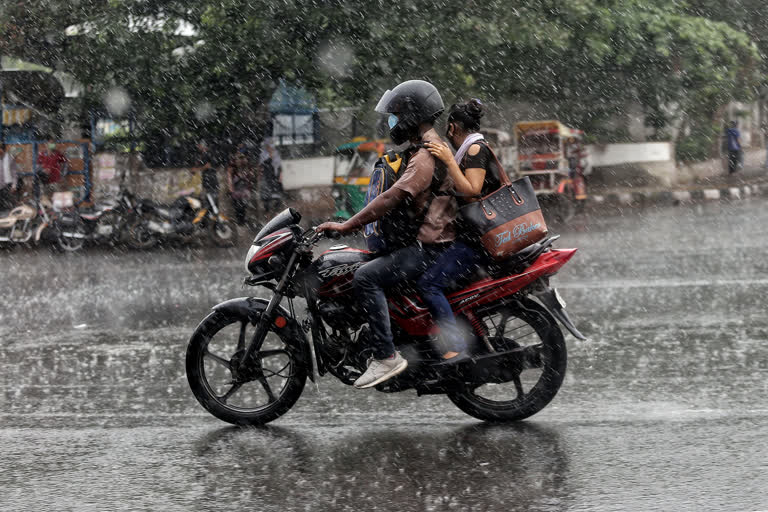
[587,142,673,167]
[282,156,334,190]
[586,142,676,188]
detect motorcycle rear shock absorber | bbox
[465,310,496,353]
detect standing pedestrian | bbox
[196,141,219,204]
[258,138,283,216]
[726,121,742,174]
[227,146,251,226]
[0,144,19,210]
[37,140,68,198]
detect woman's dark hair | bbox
[447,99,484,132]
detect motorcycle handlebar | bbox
[305,227,343,245]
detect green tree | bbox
[1,0,762,160]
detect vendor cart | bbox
[514,120,588,222]
[331,138,386,220]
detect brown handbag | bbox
[458,149,548,260]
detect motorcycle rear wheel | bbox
[447,298,567,422]
[55,217,87,252]
[186,311,307,426]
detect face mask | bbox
[388,114,399,129]
[48,144,56,150]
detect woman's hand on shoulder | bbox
[424,141,454,164]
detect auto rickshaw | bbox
[514,120,588,222]
[331,137,386,220]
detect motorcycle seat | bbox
[439,236,561,293]
[487,235,560,277]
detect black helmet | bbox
[375,80,444,145]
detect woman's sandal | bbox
[434,350,472,366]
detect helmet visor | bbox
[374,89,395,114]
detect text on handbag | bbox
[495,222,542,247]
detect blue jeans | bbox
[416,240,485,352]
[354,243,442,359]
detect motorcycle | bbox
[0,199,53,248]
[135,193,237,248]
[58,189,142,249]
[186,208,586,426]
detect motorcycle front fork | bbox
[237,251,299,371]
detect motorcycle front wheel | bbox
[186,310,307,426]
[447,298,567,422]
[208,218,238,247]
[126,218,156,250]
[94,210,124,246]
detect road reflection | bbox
[194,422,570,511]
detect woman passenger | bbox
[418,99,501,362]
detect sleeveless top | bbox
[456,140,503,244]
[458,140,502,203]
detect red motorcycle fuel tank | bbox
[307,245,372,298]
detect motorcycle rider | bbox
[316,80,456,389]
[420,99,501,363]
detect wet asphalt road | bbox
[1,200,767,511]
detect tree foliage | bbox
[0,0,762,155]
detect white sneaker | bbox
[353,352,408,389]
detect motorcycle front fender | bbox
[211,296,314,381]
[533,288,587,341]
[34,222,48,242]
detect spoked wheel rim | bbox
[448,299,567,421]
[214,222,234,240]
[128,220,154,249]
[210,220,237,247]
[57,220,87,251]
[197,317,297,414]
[468,307,551,406]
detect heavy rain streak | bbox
[1,1,767,511]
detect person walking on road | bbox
[726,121,742,175]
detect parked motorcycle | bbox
[57,189,141,249]
[186,208,586,426]
[135,193,237,248]
[0,199,53,248]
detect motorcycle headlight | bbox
[331,189,341,199]
[244,244,261,273]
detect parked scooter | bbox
[0,199,53,248]
[136,193,238,248]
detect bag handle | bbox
[491,146,512,187]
